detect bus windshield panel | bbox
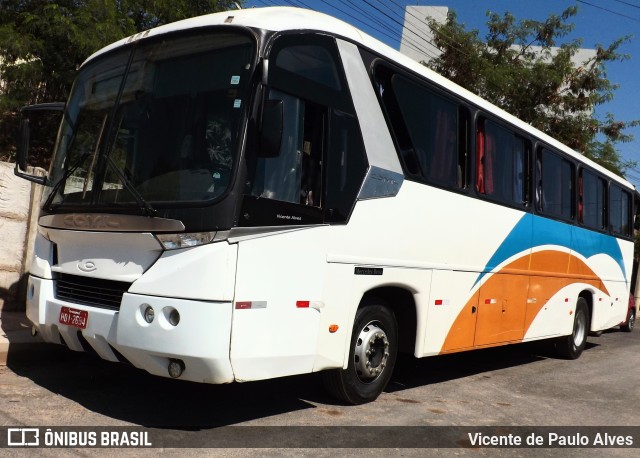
[44,31,255,210]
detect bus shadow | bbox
[386,340,599,392]
[5,335,600,429]
[6,343,326,429]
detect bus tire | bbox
[555,297,589,360]
[322,304,398,404]
[621,307,635,332]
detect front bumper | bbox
[26,275,234,384]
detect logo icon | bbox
[7,428,39,446]
[78,261,97,273]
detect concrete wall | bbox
[0,161,43,310]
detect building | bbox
[399,6,596,69]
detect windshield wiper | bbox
[104,154,157,217]
[44,151,92,211]
[83,115,108,198]
[44,149,156,217]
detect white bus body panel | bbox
[230,227,329,381]
[324,180,631,358]
[129,242,238,301]
[41,229,163,282]
[26,277,234,383]
[337,40,402,175]
[26,230,238,384]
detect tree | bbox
[425,6,638,176]
[0,0,242,165]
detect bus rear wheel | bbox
[556,297,589,360]
[621,307,635,332]
[322,304,398,404]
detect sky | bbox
[245,0,640,188]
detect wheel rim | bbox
[353,320,389,383]
[629,311,635,330]
[574,310,587,347]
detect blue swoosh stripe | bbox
[473,213,625,287]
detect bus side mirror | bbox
[634,191,640,231]
[14,102,65,185]
[259,99,283,158]
[17,117,30,173]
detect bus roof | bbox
[84,6,634,190]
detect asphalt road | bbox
[0,324,638,457]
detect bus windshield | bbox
[44,31,255,211]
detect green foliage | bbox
[0,0,242,165]
[426,6,638,177]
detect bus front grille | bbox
[55,274,131,311]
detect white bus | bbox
[16,7,636,404]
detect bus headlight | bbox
[155,232,216,250]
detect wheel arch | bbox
[578,290,594,330]
[359,286,417,355]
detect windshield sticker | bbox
[233,99,241,108]
[230,75,240,85]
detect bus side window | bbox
[476,119,529,206]
[537,147,575,220]
[247,33,367,224]
[390,74,462,189]
[580,169,606,230]
[610,184,632,237]
[374,67,468,190]
[251,90,325,207]
[325,108,367,222]
[374,67,422,177]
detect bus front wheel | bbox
[555,297,589,360]
[322,303,398,404]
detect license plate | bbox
[59,306,88,329]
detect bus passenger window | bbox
[375,65,470,187]
[374,67,422,177]
[390,74,462,189]
[537,148,574,220]
[476,119,529,206]
[610,184,631,236]
[580,169,606,230]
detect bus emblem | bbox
[78,261,97,273]
[63,214,120,229]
